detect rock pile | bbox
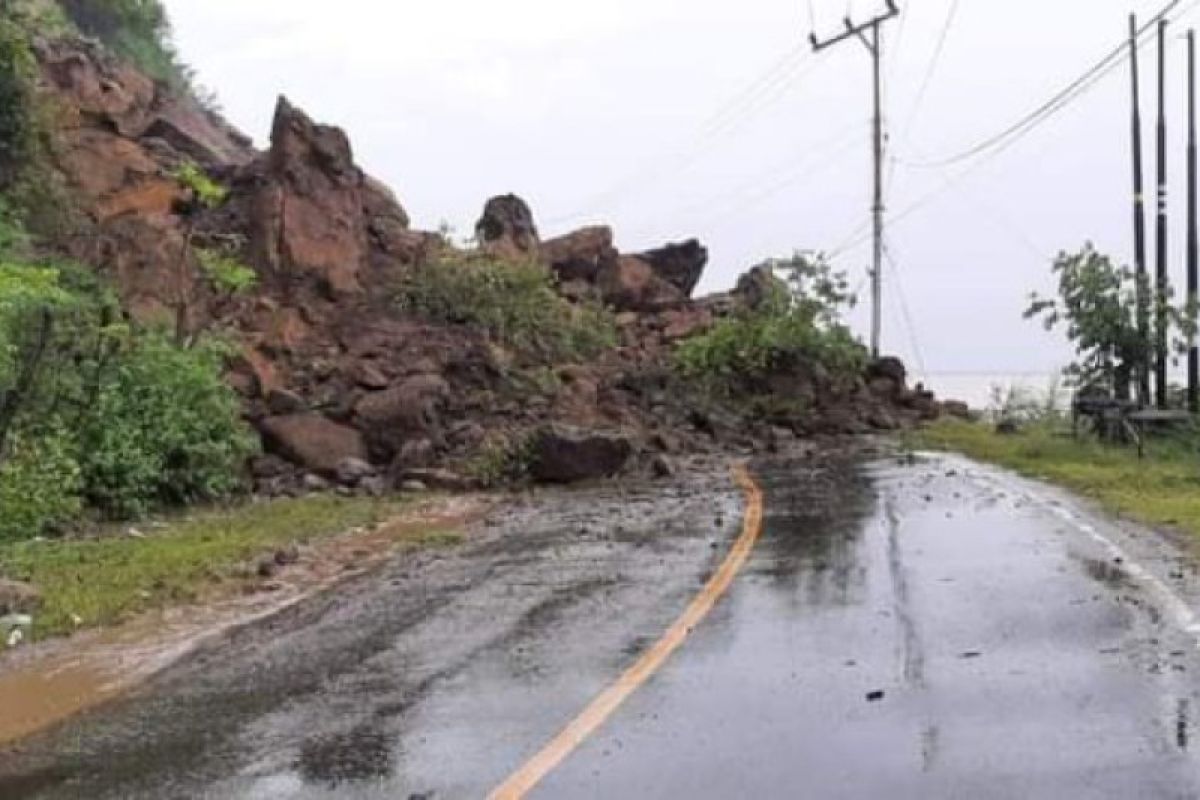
[24,33,964,490]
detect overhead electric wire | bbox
[883,239,928,377]
[900,0,1190,170]
[831,0,1200,262]
[628,118,869,239]
[545,44,825,228]
[896,0,959,156]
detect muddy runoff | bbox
[0,496,483,747]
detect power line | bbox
[657,120,869,236]
[545,46,824,228]
[882,239,927,376]
[833,3,1200,261]
[900,0,1192,170]
[896,0,959,156]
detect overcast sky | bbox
[165,0,1200,392]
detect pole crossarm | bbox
[809,0,898,53]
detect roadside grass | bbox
[908,419,1200,538]
[0,495,421,640]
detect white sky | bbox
[165,0,1200,386]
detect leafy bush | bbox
[675,253,866,390]
[77,333,257,519]
[0,16,35,187]
[175,162,227,208]
[462,434,533,488]
[0,426,81,541]
[197,247,256,296]
[397,252,617,361]
[58,0,187,86]
[0,235,257,535]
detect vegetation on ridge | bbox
[675,253,866,399]
[0,215,256,542]
[396,250,617,361]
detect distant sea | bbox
[919,372,1066,413]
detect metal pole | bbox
[1132,14,1151,405]
[1188,29,1198,413]
[1156,18,1170,409]
[871,24,884,359]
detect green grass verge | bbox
[908,419,1200,539]
[0,495,416,640]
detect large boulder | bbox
[260,414,369,476]
[530,425,635,483]
[0,579,41,616]
[250,96,370,298]
[362,175,417,261]
[35,38,156,138]
[476,194,539,261]
[867,356,907,385]
[596,256,685,312]
[36,36,252,181]
[540,226,617,283]
[354,374,451,460]
[733,264,788,311]
[636,239,708,298]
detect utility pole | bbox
[1188,29,1199,413]
[810,0,900,359]
[1131,14,1151,405]
[1156,18,1170,409]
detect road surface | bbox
[4,450,1200,798]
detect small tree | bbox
[675,252,865,385]
[1025,244,1192,401]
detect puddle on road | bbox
[0,497,483,747]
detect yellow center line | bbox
[487,463,766,799]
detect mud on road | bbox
[0,451,836,798]
[11,443,1199,799]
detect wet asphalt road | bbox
[6,451,1200,797]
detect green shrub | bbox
[397,252,617,361]
[0,16,35,187]
[462,434,533,487]
[58,0,186,86]
[0,426,81,541]
[197,247,256,296]
[674,253,866,392]
[77,333,257,519]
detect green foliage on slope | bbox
[57,0,189,86]
[675,253,866,391]
[0,222,256,541]
[397,251,617,361]
[0,15,37,188]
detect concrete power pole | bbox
[810,1,900,360]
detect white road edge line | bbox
[921,452,1200,643]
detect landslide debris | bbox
[4,11,965,493]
